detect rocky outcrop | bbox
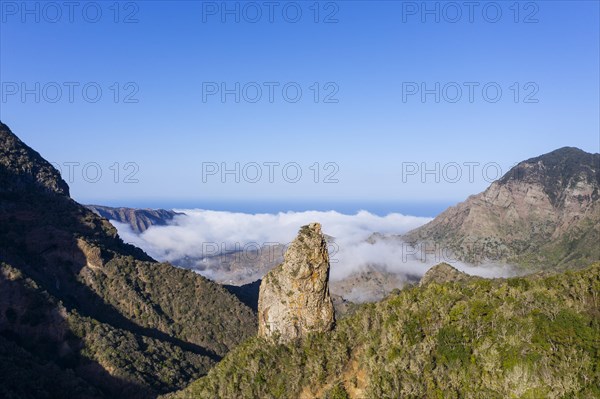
[405,147,600,271]
[258,223,335,342]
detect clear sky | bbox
[1,1,599,215]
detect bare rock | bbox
[258,223,335,342]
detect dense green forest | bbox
[167,263,600,399]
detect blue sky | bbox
[1,1,599,215]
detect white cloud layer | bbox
[112,209,516,283]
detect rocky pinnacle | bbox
[258,223,335,343]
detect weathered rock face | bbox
[258,223,335,342]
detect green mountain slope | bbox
[0,122,257,398]
[167,262,600,399]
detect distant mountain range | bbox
[86,205,182,233]
[405,147,600,271]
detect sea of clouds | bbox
[112,209,516,282]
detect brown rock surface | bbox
[258,223,335,342]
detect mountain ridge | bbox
[0,122,257,398]
[0,122,70,196]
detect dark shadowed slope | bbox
[0,121,257,398]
